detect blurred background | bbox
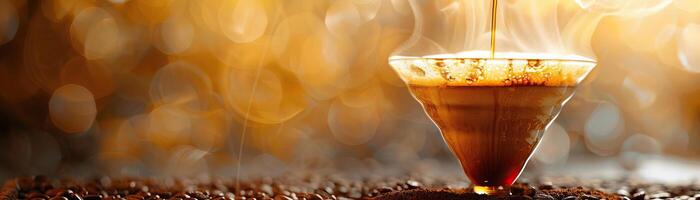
[0,0,699,183]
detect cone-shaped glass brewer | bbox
[389,0,596,195]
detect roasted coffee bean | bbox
[211,190,225,197]
[16,178,34,191]
[632,191,646,200]
[377,186,393,193]
[126,194,144,200]
[27,192,51,199]
[405,180,421,189]
[617,189,631,196]
[650,192,671,199]
[136,191,151,197]
[82,195,101,200]
[562,196,578,200]
[310,194,324,200]
[259,184,273,195]
[46,189,63,197]
[509,196,533,200]
[188,191,207,199]
[520,186,534,195]
[58,189,75,197]
[34,176,49,184]
[6,176,700,200]
[580,194,599,200]
[323,186,334,194]
[273,195,292,200]
[511,186,525,195]
[254,191,269,199]
[539,184,554,190]
[534,193,555,200]
[172,193,190,199]
[147,195,161,200]
[336,186,349,194]
[65,193,83,200]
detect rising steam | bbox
[393,0,674,60]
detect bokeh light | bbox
[619,134,661,170]
[584,101,625,156]
[534,123,571,165]
[328,99,381,146]
[150,61,213,109]
[153,16,195,54]
[0,0,18,45]
[49,84,97,134]
[220,0,268,43]
[678,23,700,73]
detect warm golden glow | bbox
[0,0,697,181]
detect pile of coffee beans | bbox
[1,175,699,200]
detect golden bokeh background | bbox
[0,0,699,181]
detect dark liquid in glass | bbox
[408,85,575,193]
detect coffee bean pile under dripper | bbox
[2,175,699,200]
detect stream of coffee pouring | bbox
[490,0,497,58]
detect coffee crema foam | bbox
[390,53,596,87]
